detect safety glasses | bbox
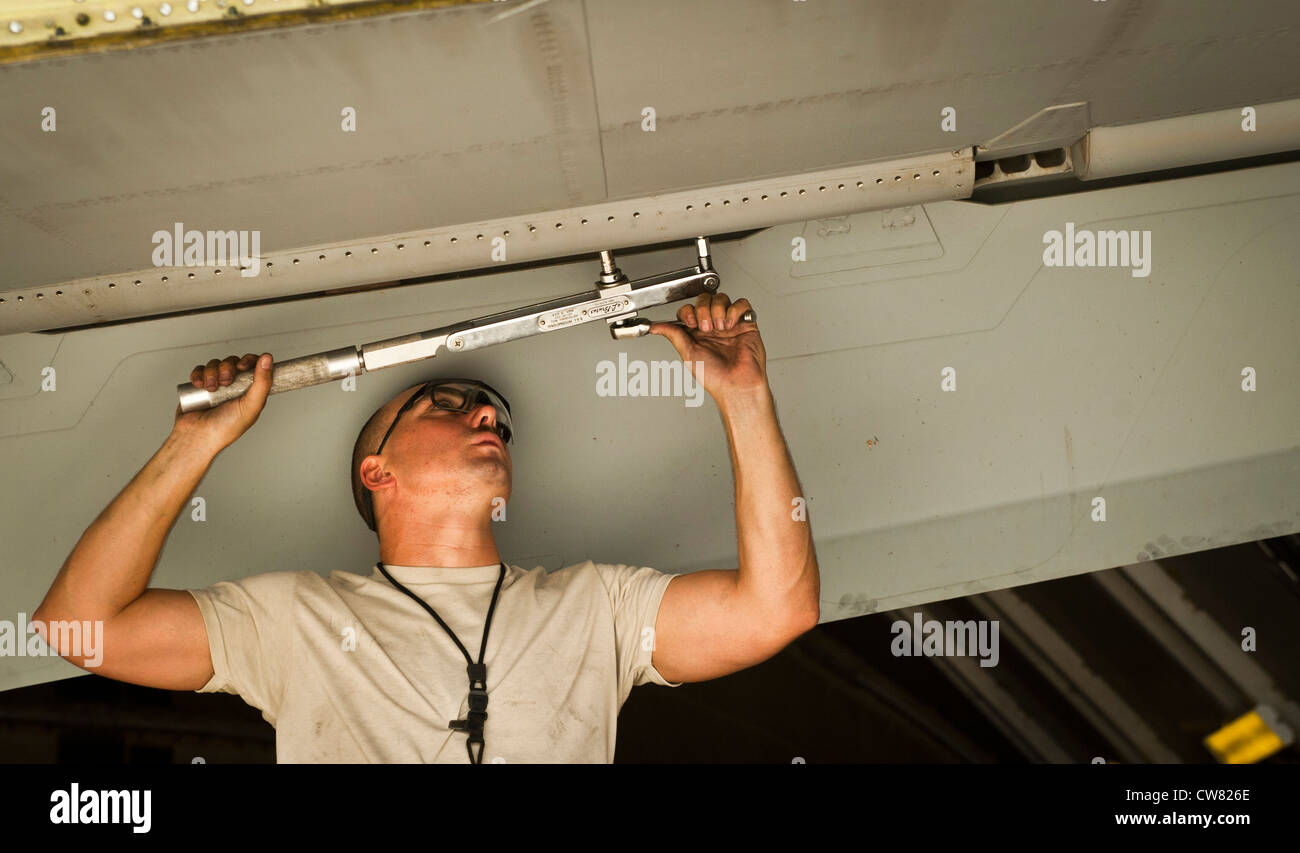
[375,379,513,455]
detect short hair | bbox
[350,392,407,533]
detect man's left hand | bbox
[648,293,766,401]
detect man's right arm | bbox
[33,352,274,692]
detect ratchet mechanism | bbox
[177,236,755,412]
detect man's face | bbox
[371,382,513,513]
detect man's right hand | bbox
[173,353,274,451]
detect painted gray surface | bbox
[3,0,1299,307]
[0,149,974,333]
[2,159,1298,692]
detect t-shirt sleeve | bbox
[592,562,683,701]
[186,570,301,725]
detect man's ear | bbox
[360,455,391,491]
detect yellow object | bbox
[1204,707,1291,764]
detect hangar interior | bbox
[1,0,1297,762]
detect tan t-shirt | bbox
[187,559,682,763]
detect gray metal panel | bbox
[4,0,1300,324]
[0,149,975,333]
[0,0,605,290]
[3,158,1298,693]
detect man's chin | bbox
[468,456,511,483]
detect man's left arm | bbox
[647,294,820,684]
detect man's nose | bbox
[468,402,498,430]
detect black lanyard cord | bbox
[377,561,507,764]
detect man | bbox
[34,292,819,763]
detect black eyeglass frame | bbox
[362,378,513,531]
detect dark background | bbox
[3,536,1298,764]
